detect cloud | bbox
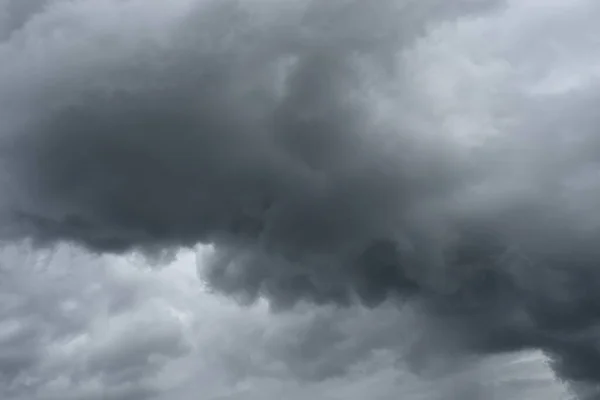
[0,245,567,399]
[0,0,49,40]
[0,0,599,397]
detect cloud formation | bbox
[1,0,599,397]
[0,245,566,399]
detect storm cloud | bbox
[1,0,600,397]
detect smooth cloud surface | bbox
[1,0,599,398]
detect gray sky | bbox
[1,0,599,398]
[0,244,568,400]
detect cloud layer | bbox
[1,0,600,397]
[0,245,567,399]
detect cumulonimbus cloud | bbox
[2,0,600,397]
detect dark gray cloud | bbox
[0,0,598,397]
[0,0,500,302]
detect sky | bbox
[0,244,568,400]
[1,0,600,399]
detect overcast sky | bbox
[1,0,600,399]
[0,244,570,400]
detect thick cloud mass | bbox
[1,0,600,397]
[1,0,504,303]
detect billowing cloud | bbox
[0,245,566,399]
[0,0,599,397]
